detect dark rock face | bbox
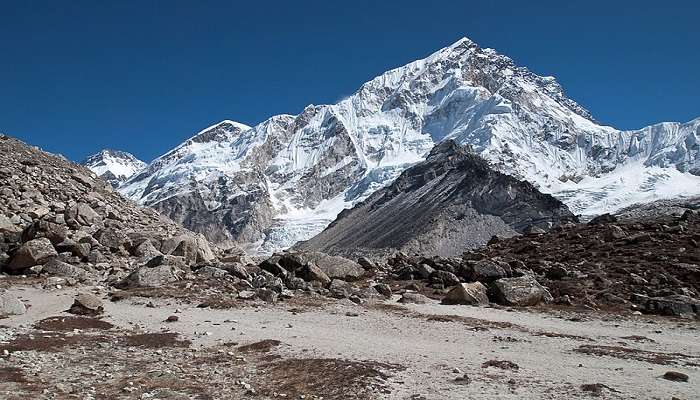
[296,141,576,257]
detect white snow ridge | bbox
[117,37,700,254]
[82,149,146,188]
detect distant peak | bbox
[449,36,477,48]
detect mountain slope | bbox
[119,37,700,253]
[82,149,146,187]
[294,140,575,257]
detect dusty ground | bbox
[1,284,698,399]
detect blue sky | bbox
[1,1,698,162]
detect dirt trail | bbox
[1,286,699,399]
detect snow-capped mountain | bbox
[119,37,700,253]
[82,149,146,187]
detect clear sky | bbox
[2,1,698,162]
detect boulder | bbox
[373,283,392,298]
[118,264,182,288]
[490,275,553,306]
[279,252,364,281]
[256,288,278,303]
[631,294,699,317]
[442,282,489,305]
[21,220,68,245]
[0,294,26,316]
[65,202,100,226]
[7,237,57,272]
[430,270,461,286]
[416,264,436,279]
[397,292,431,304]
[162,235,215,265]
[469,260,508,283]
[328,279,353,299]
[95,228,131,251]
[41,259,88,281]
[68,293,104,316]
[222,263,251,280]
[298,263,331,286]
[357,257,377,270]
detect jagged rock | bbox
[442,282,489,305]
[7,237,57,272]
[132,240,162,259]
[631,294,699,317]
[56,239,91,259]
[259,260,288,277]
[95,228,131,251]
[222,263,251,280]
[0,215,20,233]
[278,252,364,281]
[21,220,68,245]
[297,263,331,286]
[162,235,216,265]
[65,202,100,226]
[357,257,377,270]
[68,293,104,316]
[119,265,183,288]
[42,259,88,281]
[469,259,508,283]
[430,270,461,286]
[373,283,392,298]
[490,275,553,306]
[328,279,353,299]
[0,294,26,316]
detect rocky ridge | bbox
[296,140,576,257]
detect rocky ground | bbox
[1,135,699,398]
[0,284,697,399]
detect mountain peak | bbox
[82,149,145,187]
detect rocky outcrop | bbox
[296,141,575,257]
[0,135,221,284]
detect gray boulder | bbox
[41,259,88,281]
[398,292,431,304]
[298,263,331,286]
[470,260,508,283]
[119,264,183,288]
[68,293,104,316]
[279,252,364,281]
[7,237,57,272]
[490,275,553,306]
[0,294,26,316]
[442,282,489,305]
[430,270,461,286]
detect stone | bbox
[430,270,461,286]
[357,257,377,270]
[491,275,553,306]
[662,371,688,382]
[470,259,508,283]
[298,263,331,286]
[630,294,699,317]
[259,260,288,277]
[328,279,353,299]
[132,240,162,258]
[373,283,392,298]
[118,265,182,288]
[397,292,431,304]
[416,263,436,279]
[0,215,20,233]
[41,259,88,281]
[95,228,131,251]
[256,288,278,303]
[65,202,100,226]
[0,294,26,316]
[69,293,104,316]
[165,315,179,323]
[7,237,57,272]
[162,235,215,265]
[442,282,489,305]
[238,290,256,300]
[279,252,364,281]
[222,263,251,280]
